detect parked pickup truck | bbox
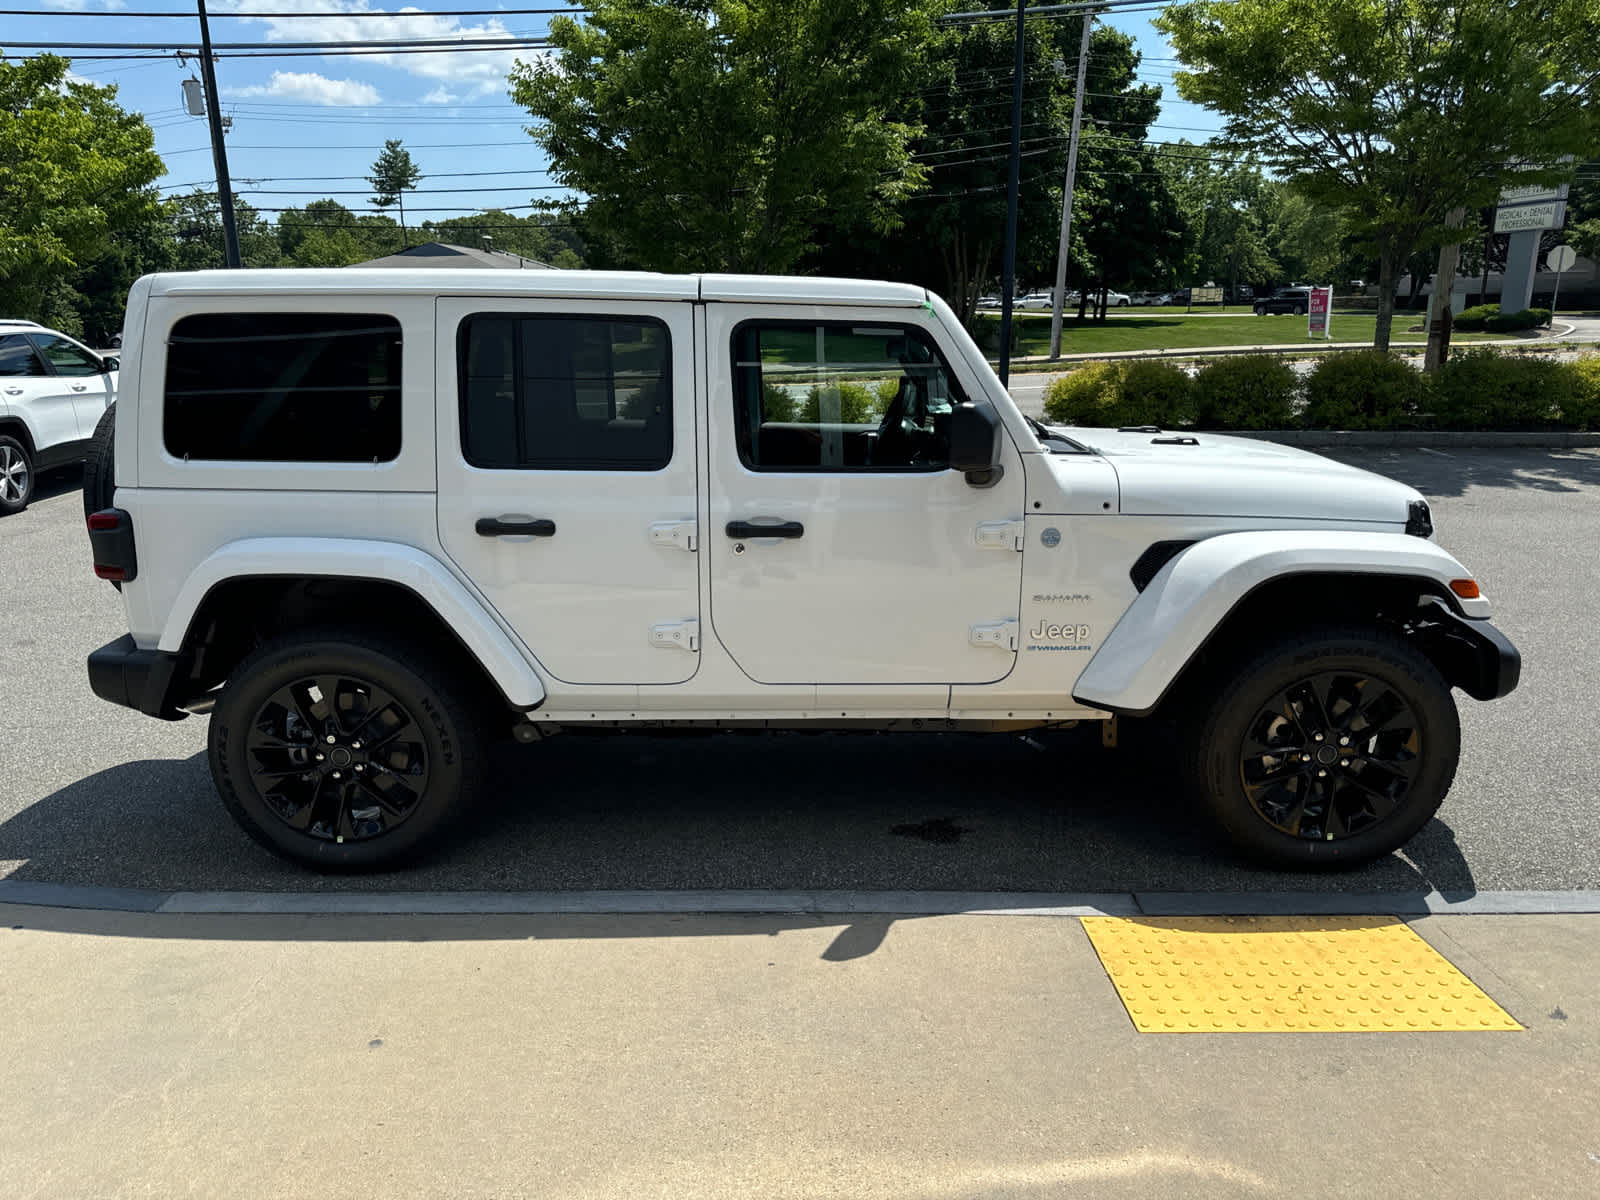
[83,269,1518,871]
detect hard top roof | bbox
[142,269,928,307]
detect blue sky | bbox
[9,1,1224,226]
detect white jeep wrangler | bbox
[84,269,1519,872]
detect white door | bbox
[0,334,76,451]
[703,308,1026,685]
[29,332,114,435]
[435,298,701,686]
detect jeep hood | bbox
[1044,426,1424,524]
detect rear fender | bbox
[159,537,546,708]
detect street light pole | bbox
[997,0,1026,388]
[196,0,241,268]
[1048,9,1093,359]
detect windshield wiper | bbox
[1023,413,1091,454]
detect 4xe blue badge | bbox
[1040,526,1061,548]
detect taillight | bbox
[87,507,137,584]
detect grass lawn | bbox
[976,311,1502,357]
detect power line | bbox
[3,36,550,50]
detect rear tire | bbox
[209,630,485,871]
[1183,625,1459,869]
[82,401,117,519]
[0,434,34,516]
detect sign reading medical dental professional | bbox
[1493,160,1572,233]
[1307,286,1333,340]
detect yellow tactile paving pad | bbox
[1081,916,1522,1033]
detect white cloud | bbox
[216,0,551,98]
[421,86,460,105]
[228,71,381,107]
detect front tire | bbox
[209,630,485,871]
[0,434,34,515]
[1184,625,1459,869]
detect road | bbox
[2,449,1597,897]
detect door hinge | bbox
[975,519,1024,552]
[970,620,1019,651]
[650,619,700,652]
[650,519,698,552]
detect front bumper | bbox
[87,634,190,721]
[1418,609,1521,701]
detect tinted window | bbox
[732,322,961,471]
[459,315,670,471]
[32,334,102,377]
[164,313,401,463]
[0,335,45,378]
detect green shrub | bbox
[1454,304,1498,332]
[798,380,881,424]
[1429,348,1571,428]
[1302,352,1428,429]
[1563,357,1600,429]
[1191,354,1299,429]
[1117,360,1195,427]
[1485,307,1546,333]
[760,380,795,423]
[1042,362,1124,425]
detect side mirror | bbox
[949,401,1003,487]
[100,355,119,373]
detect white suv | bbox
[82,269,1519,872]
[0,319,119,515]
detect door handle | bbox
[3,387,20,395]
[726,519,804,540]
[475,516,556,538]
[70,384,88,392]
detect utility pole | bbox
[1048,9,1093,360]
[996,0,1026,388]
[196,0,241,268]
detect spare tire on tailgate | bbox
[82,401,116,521]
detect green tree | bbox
[367,139,423,244]
[0,55,164,321]
[1064,30,1187,321]
[169,192,282,271]
[421,207,586,267]
[1157,146,1279,293]
[277,199,401,265]
[1159,0,1600,349]
[511,0,932,273]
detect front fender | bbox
[1071,530,1487,715]
[158,537,547,708]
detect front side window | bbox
[732,322,961,471]
[31,334,102,377]
[458,314,670,471]
[164,313,402,463]
[0,335,46,378]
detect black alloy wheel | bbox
[1185,625,1459,869]
[210,631,483,870]
[244,673,432,844]
[1238,671,1422,843]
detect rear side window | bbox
[458,314,670,471]
[164,313,402,462]
[0,335,45,377]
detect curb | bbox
[3,880,1599,918]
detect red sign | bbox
[1308,287,1332,339]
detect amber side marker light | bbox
[1450,578,1481,600]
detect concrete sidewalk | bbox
[3,905,1595,1199]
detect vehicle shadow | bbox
[29,462,85,505]
[0,724,1479,952]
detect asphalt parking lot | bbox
[2,448,1597,897]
